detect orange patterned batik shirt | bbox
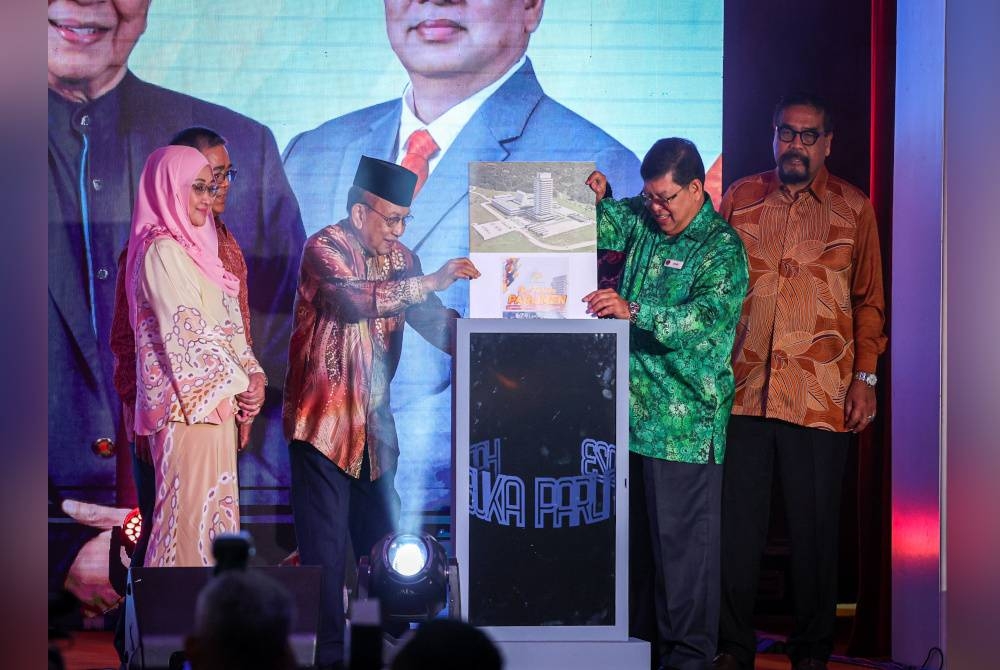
[282,220,457,480]
[720,167,887,432]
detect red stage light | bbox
[122,507,142,554]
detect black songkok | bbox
[352,155,417,207]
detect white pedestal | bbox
[495,637,650,670]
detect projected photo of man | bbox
[47,0,305,621]
[283,0,643,513]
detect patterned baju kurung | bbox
[133,238,262,567]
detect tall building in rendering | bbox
[533,172,554,220]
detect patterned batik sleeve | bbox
[225,297,265,385]
[634,236,749,352]
[304,232,426,321]
[850,199,888,372]
[404,251,460,354]
[596,197,644,252]
[110,249,137,407]
[136,240,252,429]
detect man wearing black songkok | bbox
[283,156,479,670]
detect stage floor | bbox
[53,631,883,670]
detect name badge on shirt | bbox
[664,259,685,270]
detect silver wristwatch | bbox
[628,301,641,324]
[854,371,878,387]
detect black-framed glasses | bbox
[213,168,238,184]
[363,203,413,228]
[775,125,825,146]
[192,182,221,196]
[641,187,684,208]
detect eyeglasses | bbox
[363,203,413,228]
[192,182,221,197]
[775,125,826,146]
[213,168,238,184]
[641,187,684,209]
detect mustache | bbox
[780,151,810,167]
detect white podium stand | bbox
[453,320,643,667]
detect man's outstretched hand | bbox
[422,258,481,293]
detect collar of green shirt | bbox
[670,196,720,243]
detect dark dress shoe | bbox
[712,652,743,670]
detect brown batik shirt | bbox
[282,220,456,480]
[720,166,887,432]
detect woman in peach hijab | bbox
[124,145,263,566]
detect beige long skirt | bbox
[143,419,240,567]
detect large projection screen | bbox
[131,3,723,172]
[49,2,721,554]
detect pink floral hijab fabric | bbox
[124,145,240,327]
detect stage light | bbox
[122,507,142,555]
[357,531,452,625]
[387,534,429,577]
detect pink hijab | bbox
[124,145,240,328]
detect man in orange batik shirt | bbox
[713,93,887,670]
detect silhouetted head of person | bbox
[391,619,503,670]
[184,570,297,670]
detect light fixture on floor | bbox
[356,531,458,625]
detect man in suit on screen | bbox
[283,0,643,514]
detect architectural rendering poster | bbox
[469,162,598,319]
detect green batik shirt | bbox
[597,196,749,464]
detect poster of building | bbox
[469,162,598,319]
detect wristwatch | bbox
[854,371,878,387]
[627,301,641,324]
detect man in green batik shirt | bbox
[585,138,748,670]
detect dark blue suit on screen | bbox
[282,59,642,511]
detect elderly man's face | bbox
[384,0,543,81]
[772,104,832,187]
[354,194,410,257]
[48,0,151,97]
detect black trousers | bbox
[717,416,850,668]
[288,440,400,667]
[641,454,723,670]
[629,452,661,669]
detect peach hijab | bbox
[124,145,239,328]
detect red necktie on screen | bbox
[400,129,439,197]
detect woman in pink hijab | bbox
[125,145,264,567]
